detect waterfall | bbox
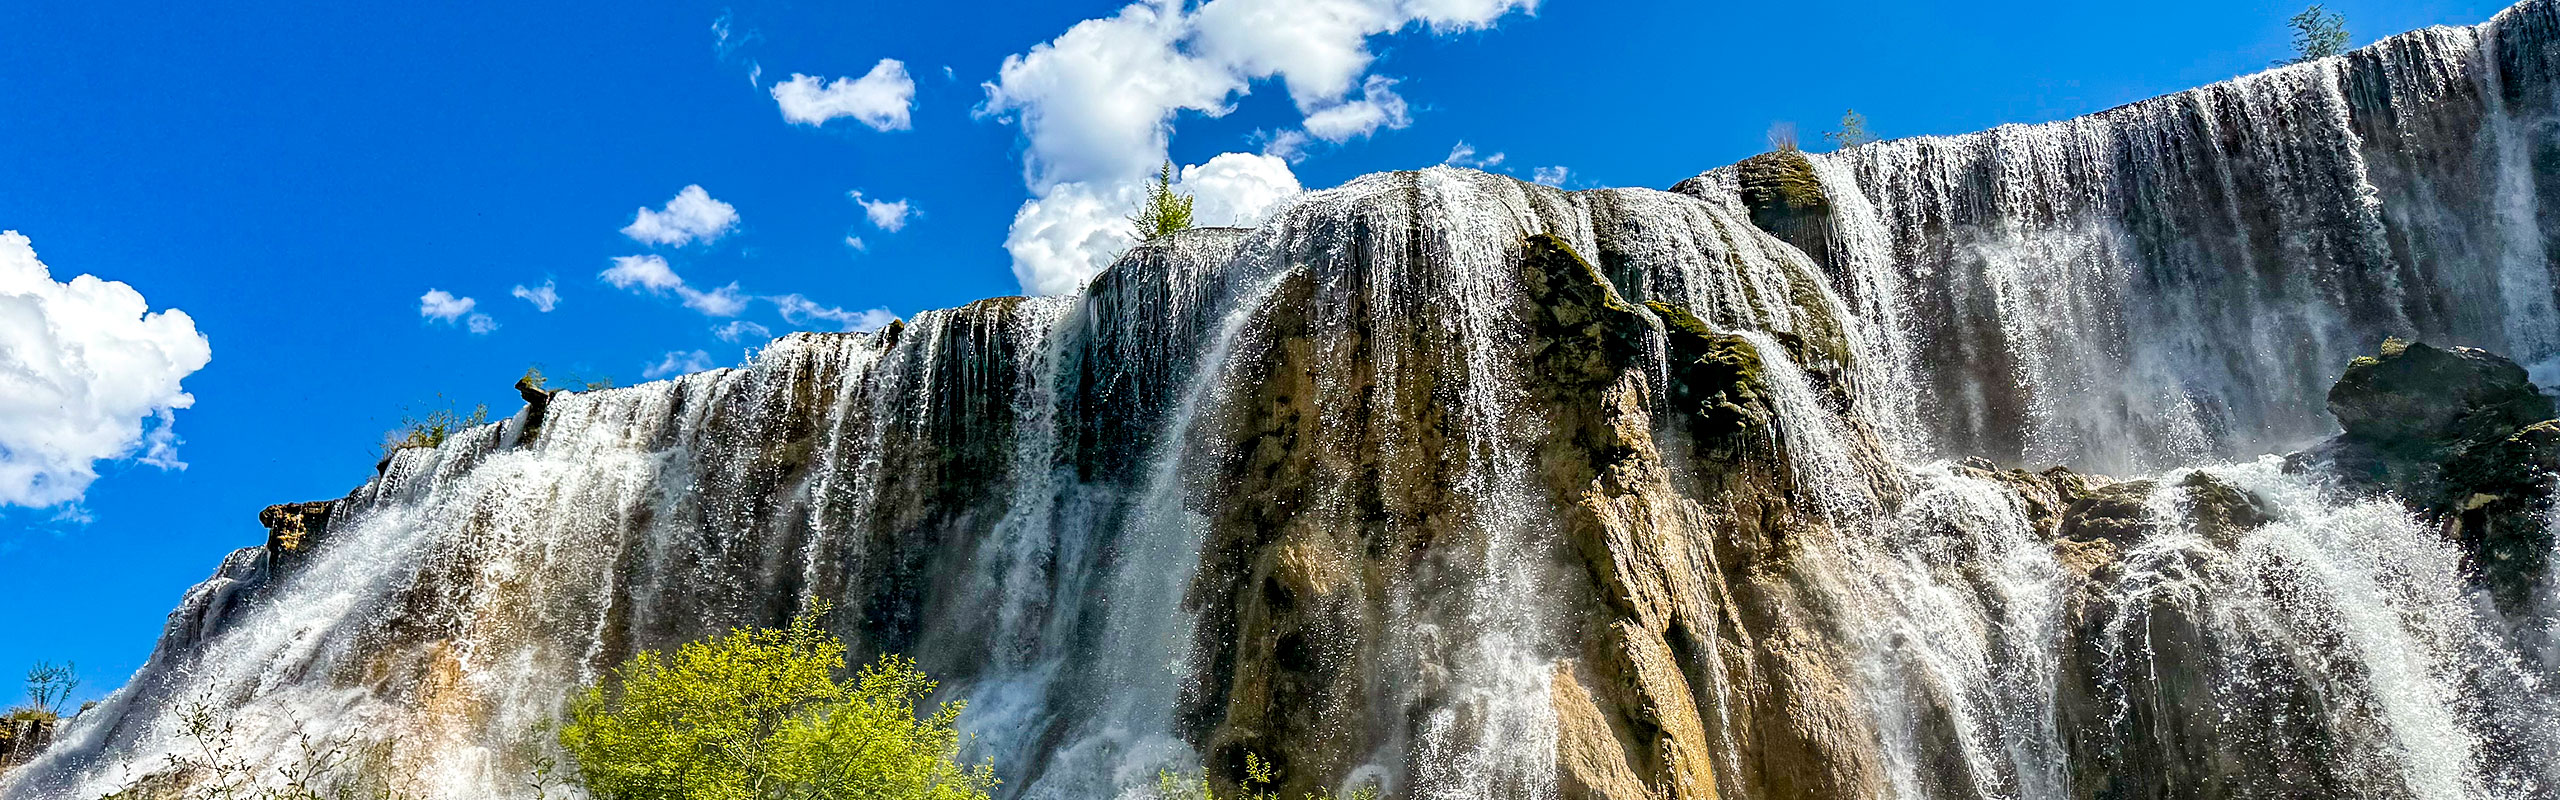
[1684,2,2560,472]
[14,4,2560,799]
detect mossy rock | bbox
[1520,234,1651,388]
[1645,301,1771,441]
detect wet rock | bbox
[1730,150,1834,268]
[0,716,54,772]
[2177,472,2277,548]
[2326,339,2553,452]
[2296,339,2559,609]
[514,374,558,444]
[2059,480,2157,547]
[258,500,335,576]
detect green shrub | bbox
[558,605,995,800]
[1154,752,1378,800]
[380,399,489,455]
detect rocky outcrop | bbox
[257,501,335,576]
[0,718,53,773]
[514,375,558,443]
[2293,339,2560,608]
[1721,151,1833,270]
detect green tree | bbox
[2284,5,2349,64]
[18,661,76,719]
[1824,109,1877,150]
[558,606,995,800]
[1129,161,1196,240]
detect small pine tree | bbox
[2284,5,2349,64]
[1130,161,1196,240]
[1824,109,1877,150]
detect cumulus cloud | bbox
[642,349,717,379]
[981,0,1536,294]
[1005,152,1306,295]
[772,294,898,332]
[850,191,913,232]
[0,232,211,508]
[678,282,749,317]
[419,289,476,321]
[772,60,916,130]
[601,255,686,292]
[420,290,497,334]
[714,320,773,343]
[512,280,559,312]
[601,253,882,335]
[622,185,740,247]
[845,236,867,252]
[1531,165,1569,187]
[1299,75,1409,143]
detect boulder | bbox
[2297,339,2559,609]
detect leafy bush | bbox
[559,605,995,800]
[379,398,489,455]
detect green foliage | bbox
[380,396,489,455]
[558,605,996,800]
[522,364,615,393]
[2284,5,2349,64]
[1129,161,1197,240]
[1824,109,1876,150]
[1152,753,1378,800]
[16,661,76,720]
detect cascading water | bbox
[15,3,2560,799]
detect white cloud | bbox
[601,255,686,293]
[621,185,740,247]
[982,0,1536,294]
[1005,182,1145,296]
[678,282,749,317]
[1181,153,1303,227]
[511,280,559,312]
[0,232,211,508]
[1444,141,1504,169]
[465,313,499,334]
[850,191,913,232]
[642,349,717,379]
[1531,165,1569,187]
[1004,153,1306,295]
[845,236,868,252]
[772,293,898,332]
[714,320,773,342]
[419,289,477,321]
[1298,75,1409,143]
[771,60,916,131]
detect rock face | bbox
[2295,339,2560,608]
[0,718,53,773]
[18,4,2560,799]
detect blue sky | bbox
[0,0,2512,703]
